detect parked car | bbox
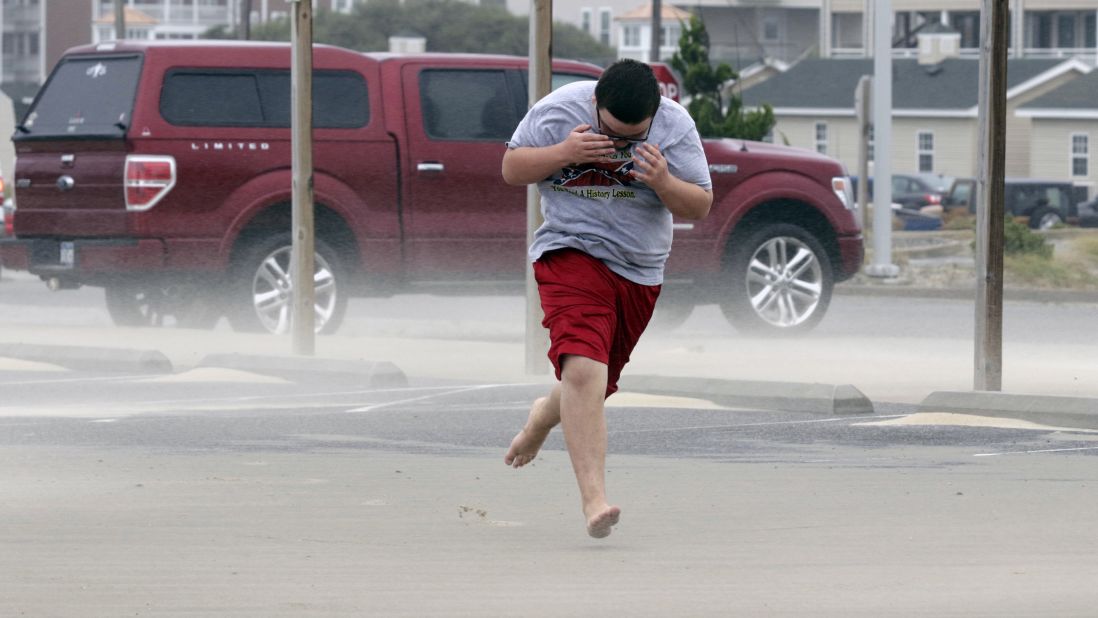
[851,173,954,209]
[0,41,863,336]
[1077,196,1098,228]
[943,177,1084,229]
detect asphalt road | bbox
[2,366,1098,616]
[4,272,1098,615]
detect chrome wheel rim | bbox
[744,236,823,328]
[1038,213,1062,230]
[251,246,337,335]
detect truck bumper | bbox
[0,237,166,278]
[837,234,865,281]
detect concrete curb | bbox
[0,342,172,374]
[619,375,874,415]
[197,353,408,388]
[836,284,1098,304]
[920,391,1098,430]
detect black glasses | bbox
[595,109,651,144]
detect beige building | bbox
[1017,69,1098,197]
[740,47,1092,182]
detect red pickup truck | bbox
[1,41,862,334]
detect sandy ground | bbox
[3,444,1098,617]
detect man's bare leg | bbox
[504,385,562,468]
[557,355,620,539]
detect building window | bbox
[660,24,680,48]
[581,8,592,35]
[917,131,934,172]
[815,122,827,154]
[1072,134,1089,177]
[762,16,780,42]
[622,24,641,48]
[1057,14,1076,48]
[599,8,612,46]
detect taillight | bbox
[926,194,942,205]
[125,155,176,211]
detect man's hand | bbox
[502,123,615,186]
[631,142,713,220]
[629,142,670,189]
[560,124,615,165]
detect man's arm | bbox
[630,142,713,220]
[502,123,615,186]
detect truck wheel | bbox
[104,283,222,329]
[1028,207,1063,230]
[720,223,833,335]
[228,234,347,335]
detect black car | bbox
[1077,196,1098,228]
[852,173,954,209]
[943,178,1085,229]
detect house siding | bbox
[771,114,978,178]
[892,118,975,176]
[1030,119,1097,196]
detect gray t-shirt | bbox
[508,80,711,285]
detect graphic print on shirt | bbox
[550,150,639,200]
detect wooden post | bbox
[649,0,662,62]
[240,0,252,41]
[974,0,1009,391]
[525,0,552,375]
[290,0,316,355]
[114,0,125,40]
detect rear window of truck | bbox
[160,69,369,128]
[18,55,142,139]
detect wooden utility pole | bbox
[525,0,552,375]
[649,0,662,62]
[290,0,316,355]
[974,0,1009,391]
[114,0,125,40]
[240,0,252,41]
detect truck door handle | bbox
[417,162,444,173]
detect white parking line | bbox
[345,384,517,413]
[974,446,1098,457]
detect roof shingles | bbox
[740,58,1065,111]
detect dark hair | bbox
[595,59,660,124]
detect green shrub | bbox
[967,217,1053,258]
[1003,217,1053,258]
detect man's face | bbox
[595,107,652,149]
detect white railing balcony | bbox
[1024,47,1096,60]
[119,2,232,26]
[3,4,41,28]
[832,46,1094,61]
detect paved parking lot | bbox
[3,364,1098,616]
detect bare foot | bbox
[504,397,554,468]
[585,504,621,539]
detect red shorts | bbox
[533,249,661,398]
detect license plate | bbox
[59,241,75,268]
